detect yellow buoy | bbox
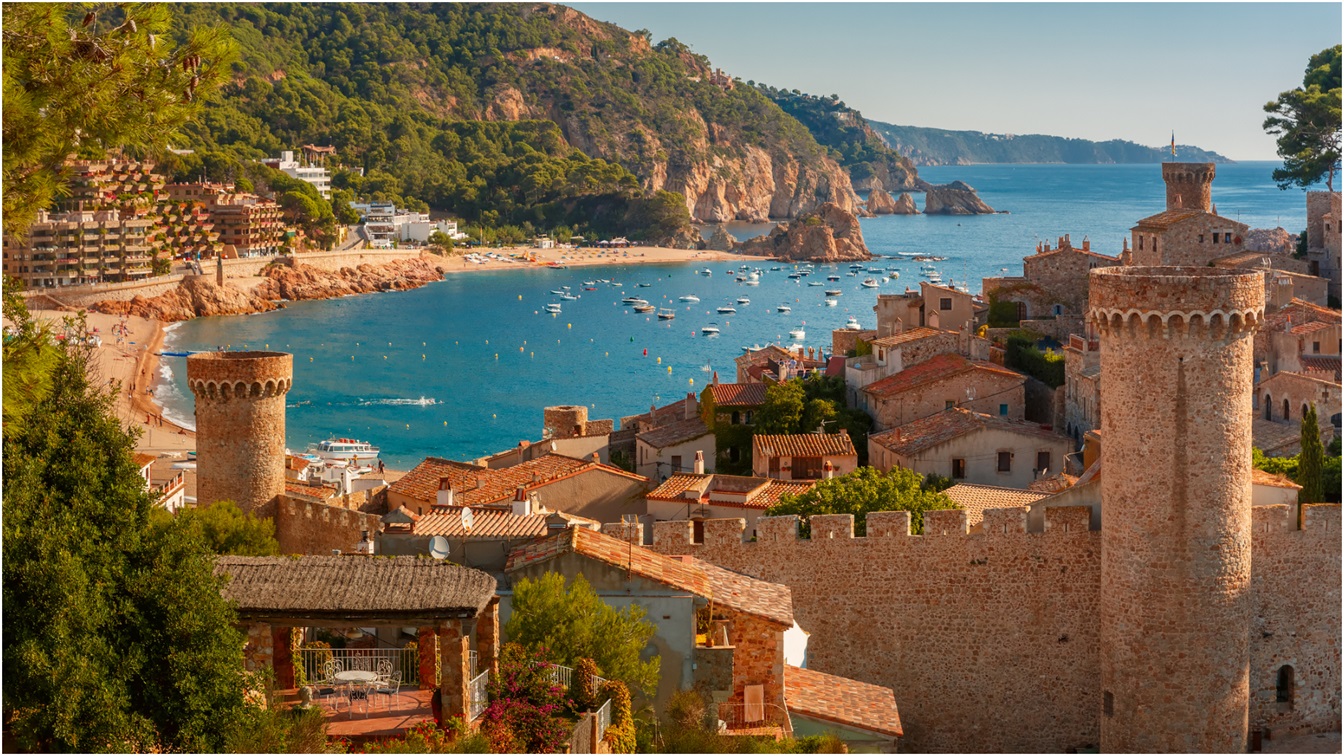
[689,378,694,385]
[657,357,662,364]
[518,294,522,300]
[568,323,572,329]
[485,340,489,344]
[495,353,499,359]
[351,356,354,360]
[383,355,387,360]
[523,340,527,345]
[422,342,426,347]
[309,357,313,362]
[265,344,269,349]
[444,421,448,426]
[492,414,497,419]
[667,366,672,373]
[422,354,426,360]
[405,424,409,429]
[605,352,609,357]
[530,351,534,358]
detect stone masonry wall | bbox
[275,497,384,555]
[645,507,1340,752]
[1132,213,1251,268]
[867,371,1025,431]
[720,606,787,710]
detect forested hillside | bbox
[166,3,860,238]
[868,122,1232,165]
[757,86,922,191]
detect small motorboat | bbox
[845,316,863,331]
[560,293,580,300]
[582,281,595,286]
[544,303,563,314]
[789,326,806,340]
[636,283,652,288]
[808,281,823,287]
[633,304,655,313]
[770,266,782,271]
[679,294,700,302]
[744,278,760,286]
[846,271,857,277]
[628,298,649,308]
[888,271,900,279]
[827,275,840,281]
[861,278,880,288]
[549,289,566,295]
[824,298,838,307]
[787,273,802,279]
[825,289,842,296]
[702,324,721,335]
[748,271,760,281]
[622,296,644,305]
[584,286,597,290]
[777,304,792,313]
[717,305,737,314]
[701,268,713,276]
[736,296,751,305]
[742,344,765,352]
[657,308,676,320]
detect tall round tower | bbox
[1161,162,1215,213]
[187,351,293,514]
[1090,267,1264,752]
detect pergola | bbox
[215,555,500,722]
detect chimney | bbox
[685,393,697,419]
[1082,236,1090,251]
[712,370,719,385]
[694,450,705,475]
[512,485,531,516]
[436,477,454,508]
[357,530,374,555]
[591,452,600,464]
[823,460,835,480]
[1270,275,1294,309]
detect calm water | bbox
[159,162,1309,467]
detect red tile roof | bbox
[1291,320,1334,335]
[646,473,813,510]
[862,354,1025,399]
[784,665,903,738]
[414,507,598,539]
[393,454,646,508]
[1033,245,1120,263]
[1266,299,1340,332]
[388,457,485,504]
[753,433,857,459]
[638,416,712,448]
[1132,209,1204,229]
[1252,468,1302,490]
[133,453,158,469]
[870,326,945,349]
[824,355,846,377]
[1301,355,1342,380]
[506,528,793,625]
[943,483,1048,527]
[284,481,335,501]
[708,382,769,407]
[869,408,1063,457]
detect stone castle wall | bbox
[1305,192,1338,250]
[1131,213,1252,268]
[275,497,384,555]
[1162,162,1215,213]
[643,506,1340,752]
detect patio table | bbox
[334,670,379,684]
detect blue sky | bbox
[569,3,1341,160]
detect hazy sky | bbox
[570,3,1341,160]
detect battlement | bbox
[1089,266,1264,339]
[1162,162,1215,212]
[187,351,294,401]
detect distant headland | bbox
[868,121,1232,166]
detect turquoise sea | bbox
[157,162,1310,467]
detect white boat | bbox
[657,308,676,320]
[736,296,751,305]
[679,295,700,302]
[633,304,655,313]
[636,283,652,288]
[770,266,782,271]
[702,324,721,335]
[622,296,644,305]
[888,271,900,279]
[825,289,842,296]
[824,298,838,307]
[748,271,760,281]
[808,281,824,287]
[789,326,806,340]
[560,293,580,300]
[549,289,566,295]
[845,316,862,331]
[861,278,880,288]
[628,298,649,307]
[717,305,737,314]
[827,275,840,281]
[544,303,562,314]
[582,281,595,286]
[777,304,792,313]
[701,268,712,276]
[308,437,380,461]
[744,279,760,286]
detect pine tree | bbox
[1298,405,1325,505]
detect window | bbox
[952,458,966,478]
[731,410,741,425]
[1276,666,1295,708]
[940,297,953,311]
[769,456,780,476]
[671,455,682,472]
[692,519,705,545]
[795,457,823,480]
[1284,398,1291,420]
[1265,395,1273,420]
[1212,232,1219,244]
[1313,341,1321,354]
[1138,236,1144,251]
[729,446,740,463]
[1103,691,1114,717]
[745,411,753,424]
[1198,234,1204,243]
[945,400,956,410]
[999,403,1009,416]
[997,451,1012,473]
[1016,301,1027,321]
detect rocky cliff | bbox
[866,188,920,216]
[735,203,871,262]
[1245,227,1298,257]
[706,225,735,252]
[91,256,446,322]
[924,181,997,215]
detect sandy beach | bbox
[433,244,750,274]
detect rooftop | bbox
[215,556,496,622]
[869,408,1063,457]
[392,453,645,508]
[869,326,946,350]
[862,354,1024,399]
[133,452,157,469]
[943,483,1049,527]
[646,473,813,510]
[753,433,857,460]
[707,382,769,407]
[1131,208,1205,229]
[784,665,903,739]
[639,416,712,449]
[413,507,598,540]
[1252,468,1302,490]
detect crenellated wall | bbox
[275,497,383,556]
[642,505,1340,752]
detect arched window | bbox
[1303,403,1310,420]
[1265,395,1273,420]
[1276,665,1295,708]
[731,410,741,425]
[1284,398,1291,420]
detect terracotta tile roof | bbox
[133,453,158,469]
[1033,245,1120,263]
[735,344,794,366]
[943,483,1049,527]
[646,473,813,509]
[753,433,857,459]
[862,354,1025,399]
[506,528,792,624]
[1252,468,1302,490]
[1026,473,1078,494]
[1212,250,1275,268]
[1267,299,1340,331]
[784,665,903,738]
[708,383,769,407]
[824,355,846,377]
[415,508,551,539]
[1252,417,1303,456]
[638,416,711,449]
[1301,355,1342,379]
[1290,321,1334,335]
[869,408,1063,457]
[1132,209,1204,229]
[870,326,945,349]
[396,454,647,509]
[285,481,336,501]
[286,455,312,471]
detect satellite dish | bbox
[460,506,474,531]
[428,536,450,560]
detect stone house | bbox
[1255,370,1342,435]
[1304,191,1341,301]
[734,345,827,384]
[471,405,615,468]
[868,407,1074,488]
[378,500,599,573]
[751,432,858,481]
[504,525,903,748]
[635,416,715,482]
[388,453,649,521]
[981,235,1121,321]
[871,282,979,336]
[701,381,768,471]
[941,482,1049,531]
[843,326,992,406]
[644,472,813,537]
[1127,164,1251,268]
[1212,253,1331,308]
[1256,297,1342,380]
[859,352,1028,431]
[1063,332,1102,440]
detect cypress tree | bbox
[1298,404,1325,505]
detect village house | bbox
[1126,163,1253,268]
[504,524,903,749]
[1256,296,1343,380]
[1304,190,1342,301]
[470,405,615,469]
[980,234,1121,335]
[136,453,187,512]
[1063,332,1102,440]
[858,352,1028,431]
[1211,252,1331,307]
[868,407,1074,488]
[700,380,769,470]
[734,345,828,384]
[387,452,648,521]
[940,482,1049,531]
[843,326,989,406]
[644,466,813,536]
[871,282,981,337]
[752,432,857,481]
[1256,370,1342,436]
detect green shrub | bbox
[1004,334,1064,388]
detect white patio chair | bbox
[373,671,404,712]
[376,658,393,683]
[315,660,344,712]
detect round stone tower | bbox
[1162,162,1215,213]
[1089,267,1264,752]
[187,351,293,514]
[543,404,588,439]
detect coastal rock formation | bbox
[735,203,871,262]
[892,193,919,215]
[866,187,899,215]
[92,275,280,322]
[706,225,736,252]
[1245,227,1297,257]
[254,256,446,302]
[924,181,997,215]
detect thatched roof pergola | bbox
[215,556,496,624]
